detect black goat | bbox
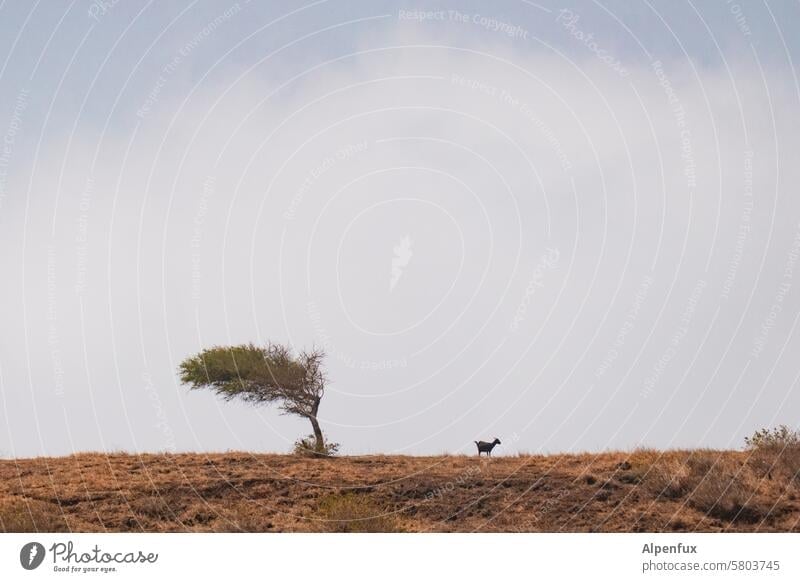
[475,438,501,456]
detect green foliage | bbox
[293,434,339,458]
[179,342,331,451]
[745,425,800,450]
[179,343,311,407]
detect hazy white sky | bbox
[1,1,800,457]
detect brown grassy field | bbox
[1,448,799,532]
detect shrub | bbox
[314,493,399,532]
[293,434,339,458]
[745,425,800,450]
[0,498,71,532]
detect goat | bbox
[475,438,501,456]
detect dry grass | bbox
[314,493,401,532]
[0,450,798,532]
[631,447,800,526]
[0,498,74,532]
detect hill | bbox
[1,449,798,532]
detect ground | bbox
[1,449,798,532]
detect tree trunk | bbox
[308,397,324,452]
[308,415,325,452]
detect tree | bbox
[179,343,331,453]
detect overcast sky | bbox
[1,1,800,458]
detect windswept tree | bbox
[179,343,331,453]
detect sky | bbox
[1,0,800,457]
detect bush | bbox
[293,434,339,458]
[315,493,400,532]
[745,425,800,450]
